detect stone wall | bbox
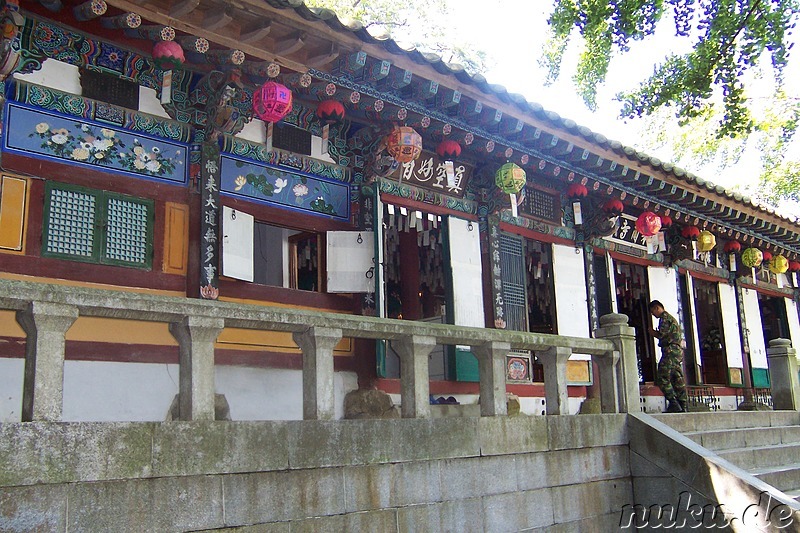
[0,415,631,532]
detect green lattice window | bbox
[43,182,154,269]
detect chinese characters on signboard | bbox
[200,142,220,299]
[389,150,471,198]
[487,215,506,329]
[605,213,648,251]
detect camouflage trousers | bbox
[657,345,687,403]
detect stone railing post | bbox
[392,335,436,418]
[539,346,571,415]
[595,313,640,413]
[16,301,78,422]
[767,339,799,411]
[472,341,510,416]
[595,350,621,413]
[293,326,342,420]
[169,316,224,421]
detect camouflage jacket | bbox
[657,310,683,348]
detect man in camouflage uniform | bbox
[649,300,688,413]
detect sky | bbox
[433,0,796,204]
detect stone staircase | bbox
[655,411,800,500]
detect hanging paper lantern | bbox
[681,225,701,240]
[723,241,741,253]
[436,139,462,159]
[566,183,588,199]
[253,81,293,123]
[696,230,716,252]
[495,162,526,194]
[762,251,773,262]
[315,99,345,124]
[495,162,526,218]
[385,126,423,163]
[788,261,800,272]
[602,199,624,215]
[768,254,789,274]
[635,211,662,237]
[152,40,185,70]
[659,215,672,228]
[741,248,763,268]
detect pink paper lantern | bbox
[253,81,293,123]
[152,40,184,70]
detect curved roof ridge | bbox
[285,1,798,225]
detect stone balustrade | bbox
[0,278,640,421]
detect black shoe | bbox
[678,400,688,412]
[665,400,684,413]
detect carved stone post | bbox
[595,313,640,413]
[16,301,78,422]
[595,350,621,413]
[539,346,572,415]
[392,335,436,418]
[293,326,342,420]
[767,339,799,411]
[169,316,224,421]
[472,341,510,416]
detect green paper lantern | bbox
[741,247,763,268]
[696,230,716,252]
[768,254,789,274]
[495,162,526,194]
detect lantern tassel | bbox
[265,121,273,152]
[510,193,518,218]
[321,123,329,154]
[445,160,455,188]
[160,70,173,105]
[729,254,736,272]
[752,267,757,284]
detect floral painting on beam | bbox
[220,154,350,220]
[3,102,188,184]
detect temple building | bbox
[1,0,799,422]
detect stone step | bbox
[652,411,800,434]
[717,442,800,470]
[750,463,800,495]
[683,425,800,452]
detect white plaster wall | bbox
[14,58,81,94]
[552,244,591,364]
[236,118,336,164]
[0,358,23,422]
[647,266,680,363]
[785,298,800,354]
[741,287,768,370]
[138,86,171,118]
[718,282,744,369]
[63,360,178,422]
[216,366,358,421]
[0,359,358,422]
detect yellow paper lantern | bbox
[768,254,789,274]
[696,230,716,252]
[741,248,763,268]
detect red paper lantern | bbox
[386,126,422,163]
[723,241,741,253]
[152,40,184,70]
[681,226,701,240]
[788,261,800,272]
[253,81,293,123]
[567,183,588,199]
[436,139,462,159]
[635,211,662,237]
[659,215,672,228]
[315,99,345,124]
[602,199,624,215]
[762,251,773,262]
